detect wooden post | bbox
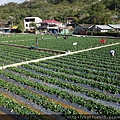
[2,63,4,70]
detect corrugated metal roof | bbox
[96,25,113,30]
[40,20,62,24]
[79,24,94,28]
[108,24,120,29]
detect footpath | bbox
[0,42,119,70]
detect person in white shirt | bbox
[110,50,115,56]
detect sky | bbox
[0,0,25,5]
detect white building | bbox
[24,17,42,32]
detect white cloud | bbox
[0,0,25,5]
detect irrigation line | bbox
[0,42,120,70]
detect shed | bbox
[108,24,120,32]
[73,24,93,35]
[89,25,113,32]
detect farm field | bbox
[0,34,120,51]
[0,34,120,120]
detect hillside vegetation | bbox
[0,0,119,26]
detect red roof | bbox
[40,20,62,24]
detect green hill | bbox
[0,0,119,26]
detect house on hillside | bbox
[0,20,10,33]
[66,17,75,24]
[89,25,113,33]
[0,20,18,33]
[24,17,42,33]
[60,24,74,35]
[73,24,94,35]
[39,20,62,34]
[108,24,120,32]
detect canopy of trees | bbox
[0,0,119,26]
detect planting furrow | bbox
[50,57,119,79]
[49,59,119,77]
[0,107,30,120]
[4,68,120,100]
[3,73,120,110]
[0,73,97,115]
[0,88,54,114]
[1,70,120,115]
[0,78,91,116]
[0,78,87,120]
[4,69,120,102]
[0,50,49,61]
[18,65,120,96]
[68,54,120,65]
[0,59,14,66]
[0,109,16,120]
[53,56,119,72]
[28,62,120,86]
[0,83,66,120]
[59,54,119,66]
[38,59,120,75]
[0,92,55,120]
[0,45,54,59]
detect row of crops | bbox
[0,42,120,120]
[0,44,55,66]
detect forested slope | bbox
[0,0,119,26]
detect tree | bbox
[90,2,106,13]
[47,0,63,4]
[29,22,38,33]
[17,20,24,33]
[29,22,37,29]
[8,16,15,26]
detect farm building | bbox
[39,20,63,33]
[0,20,10,33]
[89,25,114,33]
[39,20,62,33]
[108,24,120,32]
[73,24,93,35]
[24,17,42,33]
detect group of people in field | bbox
[32,36,116,57]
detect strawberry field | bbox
[0,34,120,120]
[1,34,119,51]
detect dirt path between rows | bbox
[0,42,119,70]
[24,86,90,115]
[0,92,56,120]
[1,79,90,115]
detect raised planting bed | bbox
[0,44,55,66]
